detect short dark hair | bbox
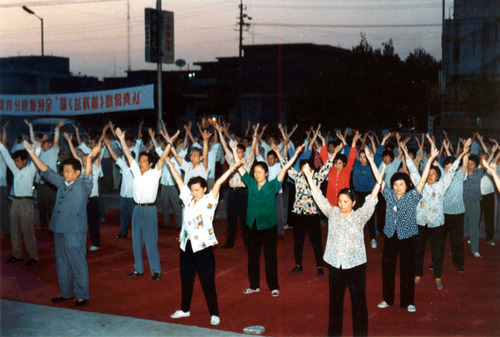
[390,172,414,191]
[267,150,278,159]
[237,144,246,151]
[125,133,135,142]
[139,151,156,167]
[334,153,347,166]
[443,156,455,167]
[338,188,358,204]
[62,157,82,172]
[469,154,479,167]
[191,148,202,156]
[252,161,269,175]
[430,166,442,180]
[299,159,310,171]
[12,150,28,161]
[383,150,395,161]
[187,176,208,190]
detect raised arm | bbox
[201,130,211,170]
[481,158,500,192]
[368,165,385,200]
[277,143,305,182]
[2,121,9,146]
[115,127,135,165]
[53,121,64,149]
[215,122,231,156]
[156,130,180,171]
[84,147,100,177]
[148,128,160,149]
[72,124,82,145]
[212,158,244,199]
[417,147,439,194]
[364,146,384,189]
[308,124,321,150]
[23,141,48,172]
[104,138,119,162]
[24,119,36,145]
[63,132,80,160]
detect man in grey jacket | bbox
[24,140,99,307]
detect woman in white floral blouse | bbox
[303,159,384,337]
[167,155,243,326]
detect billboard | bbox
[145,8,174,64]
[0,85,155,116]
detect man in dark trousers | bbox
[24,140,99,307]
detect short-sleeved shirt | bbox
[179,185,219,253]
[382,185,421,240]
[241,171,282,230]
[130,161,161,204]
[312,191,377,269]
[116,157,134,198]
[181,161,209,184]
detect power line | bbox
[0,0,123,7]
[253,23,442,28]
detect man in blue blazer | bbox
[25,140,99,307]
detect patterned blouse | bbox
[179,185,219,253]
[407,158,458,228]
[225,153,254,188]
[382,185,421,240]
[312,190,378,269]
[284,158,333,215]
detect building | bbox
[441,0,500,135]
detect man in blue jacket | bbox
[24,140,99,307]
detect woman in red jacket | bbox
[320,130,360,206]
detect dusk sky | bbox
[0,0,449,79]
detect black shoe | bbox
[289,265,303,274]
[456,265,464,273]
[429,264,435,270]
[127,270,144,278]
[221,243,234,249]
[115,233,127,239]
[317,266,324,277]
[75,299,89,307]
[5,256,22,264]
[152,273,162,281]
[51,296,74,303]
[26,258,38,266]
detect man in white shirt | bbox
[0,142,40,266]
[116,127,179,281]
[171,129,210,184]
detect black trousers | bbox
[286,181,296,227]
[356,191,376,240]
[87,197,100,247]
[293,213,323,267]
[225,188,249,246]
[328,264,368,337]
[415,225,445,279]
[382,235,415,308]
[376,192,386,234]
[37,183,57,228]
[443,213,465,268]
[481,193,495,241]
[248,222,278,291]
[180,241,218,316]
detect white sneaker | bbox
[371,239,377,249]
[467,239,471,245]
[377,301,390,308]
[271,289,279,297]
[473,252,481,258]
[89,245,99,251]
[487,240,495,246]
[170,310,190,319]
[210,315,220,325]
[407,305,416,312]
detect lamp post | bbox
[22,6,44,56]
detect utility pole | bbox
[237,0,251,130]
[127,0,131,72]
[156,0,163,133]
[440,0,445,135]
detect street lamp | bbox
[22,6,44,56]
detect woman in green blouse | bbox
[237,142,305,297]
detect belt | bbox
[14,196,33,199]
[135,202,155,207]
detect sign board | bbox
[145,8,174,64]
[0,85,155,116]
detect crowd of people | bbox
[1,118,499,336]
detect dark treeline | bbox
[290,34,441,133]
